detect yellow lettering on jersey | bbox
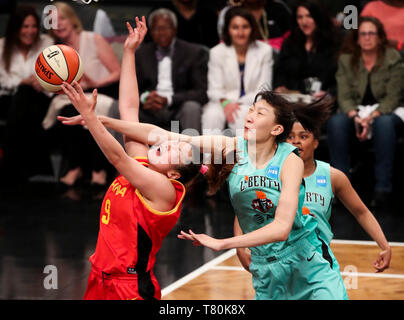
[110,179,127,197]
[102,199,111,225]
[111,180,120,192]
[116,187,127,197]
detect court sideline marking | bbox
[161,239,404,297]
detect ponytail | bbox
[292,94,334,139]
[176,147,237,204]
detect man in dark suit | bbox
[136,8,208,133]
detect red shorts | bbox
[83,267,161,300]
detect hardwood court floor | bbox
[162,241,404,300]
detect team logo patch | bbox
[251,191,274,213]
[316,176,327,187]
[302,206,316,218]
[266,166,279,179]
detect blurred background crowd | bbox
[0,0,403,209]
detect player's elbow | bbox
[108,152,126,169]
[277,229,290,242]
[275,221,292,242]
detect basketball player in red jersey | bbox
[59,17,205,300]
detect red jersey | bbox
[87,157,185,299]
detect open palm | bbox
[124,16,147,51]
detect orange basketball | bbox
[35,44,84,93]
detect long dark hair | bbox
[254,90,296,142]
[292,95,334,139]
[222,6,260,46]
[255,90,334,140]
[339,16,389,72]
[176,145,238,199]
[288,0,338,52]
[2,5,40,72]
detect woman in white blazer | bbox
[202,6,273,136]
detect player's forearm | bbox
[119,49,140,121]
[99,116,169,145]
[100,115,234,157]
[82,113,128,166]
[355,211,390,251]
[221,219,290,250]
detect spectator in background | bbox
[1,5,54,181]
[47,2,121,187]
[327,16,404,208]
[151,0,219,49]
[361,0,404,53]
[42,2,116,39]
[202,6,273,135]
[273,0,342,100]
[218,0,292,51]
[136,8,208,133]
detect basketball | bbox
[35,44,84,93]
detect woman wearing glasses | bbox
[327,16,404,208]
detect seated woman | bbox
[0,5,54,181]
[48,2,121,187]
[327,16,404,208]
[273,0,342,100]
[202,6,273,136]
[217,0,292,51]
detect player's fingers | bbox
[63,81,79,100]
[92,89,98,103]
[126,21,133,33]
[61,83,76,101]
[179,230,194,240]
[57,115,79,123]
[72,80,85,97]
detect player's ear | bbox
[271,124,284,137]
[167,169,180,180]
[313,138,319,150]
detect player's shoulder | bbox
[330,166,349,187]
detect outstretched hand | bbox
[124,16,147,52]
[57,114,85,126]
[178,230,225,252]
[61,81,97,117]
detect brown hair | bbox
[339,16,389,72]
[292,95,334,139]
[253,90,297,142]
[222,6,260,46]
[254,90,334,140]
[48,2,83,40]
[2,5,40,72]
[176,145,237,198]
